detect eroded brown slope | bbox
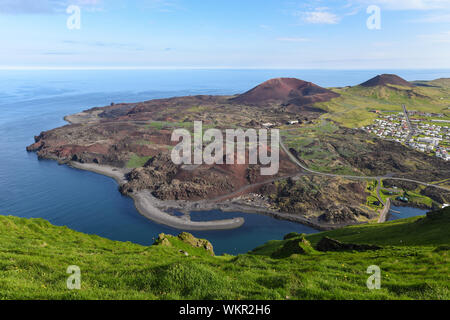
[231,78,339,107]
[360,74,413,88]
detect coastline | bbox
[67,161,346,232]
[68,162,245,231]
[67,161,435,232]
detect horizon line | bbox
[1,66,449,71]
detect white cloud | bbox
[418,31,450,43]
[0,0,102,14]
[301,10,340,24]
[352,0,450,10]
[276,37,311,42]
[414,13,450,22]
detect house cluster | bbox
[363,113,409,143]
[413,122,448,139]
[409,138,441,153]
[260,117,302,129]
[436,147,450,161]
[408,111,445,118]
[362,111,450,161]
[261,119,301,128]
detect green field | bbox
[281,121,358,175]
[316,82,450,128]
[126,154,153,168]
[0,207,448,300]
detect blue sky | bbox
[0,0,449,69]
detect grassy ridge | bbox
[316,82,450,128]
[253,209,449,252]
[0,209,448,300]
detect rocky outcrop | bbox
[120,153,237,200]
[316,237,382,252]
[318,207,363,224]
[154,233,215,256]
[178,232,215,255]
[120,153,178,194]
[420,187,450,204]
[261,175,375,224]
[271,236,314,258]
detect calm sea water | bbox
[388,206,430,221]
[0,69,440,254]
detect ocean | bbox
[0,69,441,254]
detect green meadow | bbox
[0,207,448,300]
[316,82,450,128]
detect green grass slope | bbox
[316,81,450,128]
[0,208,449,300]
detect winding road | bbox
[279,137,450,223]
[279,138,450,192]
[208,132,449,208]
[208,136,448,216]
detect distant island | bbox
[27,74,450,230]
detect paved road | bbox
[403,104,415,142]
[279,138,450,192]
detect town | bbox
[362,109,450,161]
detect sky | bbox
[0,0,449,69]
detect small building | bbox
[262,123,275,128]
[396,196,409,203]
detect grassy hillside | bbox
[0,208,448,300]
[316,82,450,128]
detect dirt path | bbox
[376,179,385,206]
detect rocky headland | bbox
[27,77,450,230]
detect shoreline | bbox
[57,161,431,232]
[52,157,435,232]
[68,162,245,231]
[67,161,350,232]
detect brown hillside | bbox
[230,78,339,106]
[360,74,413,88]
